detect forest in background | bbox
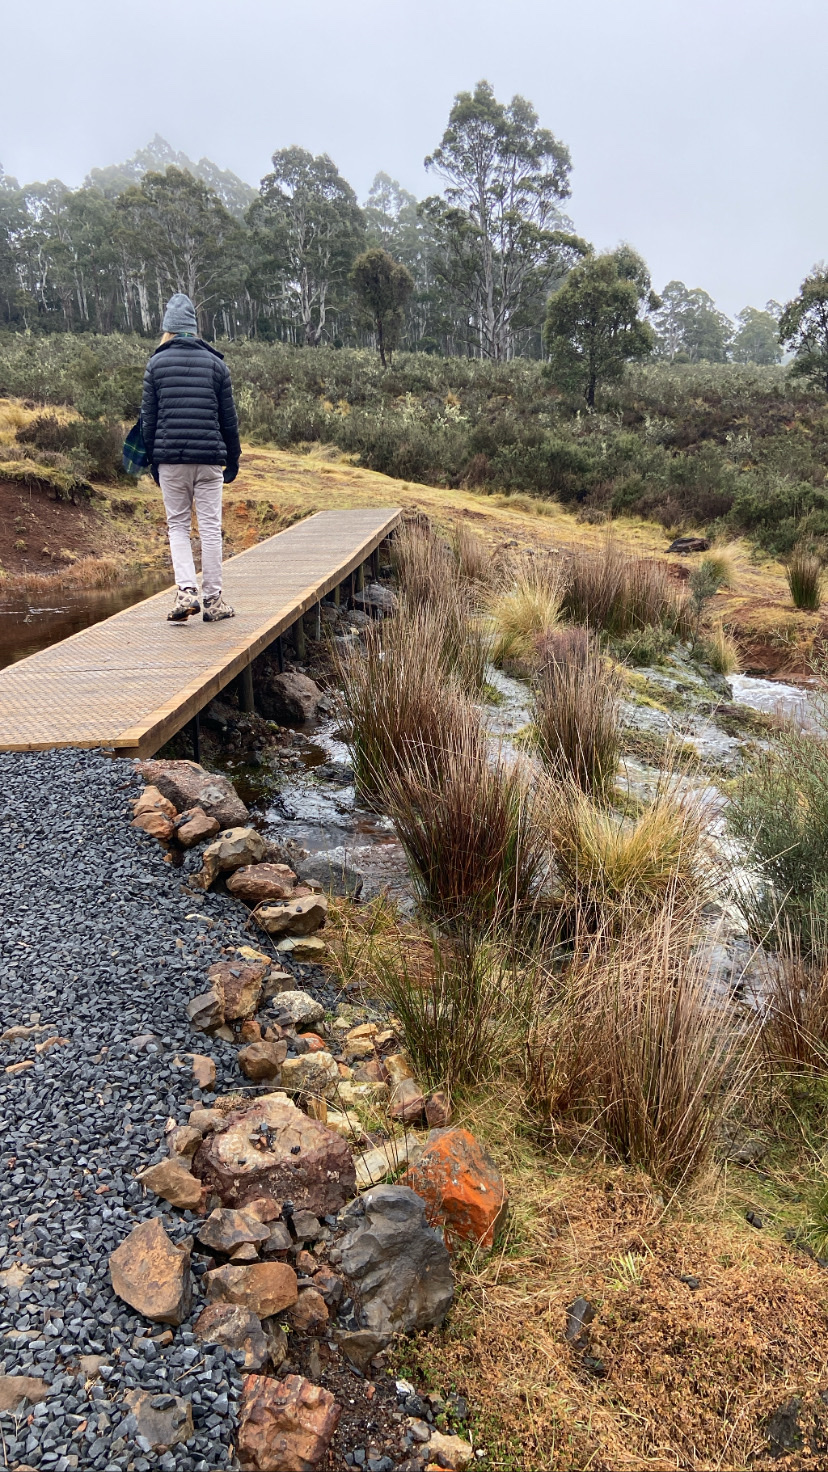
[0,84,782,366]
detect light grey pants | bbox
[159,463,224,601]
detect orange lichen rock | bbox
[403,1126,508,1251]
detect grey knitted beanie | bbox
[162,292,198,334]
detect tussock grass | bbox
[488,560,563,673]
[380,718,547,930]
[528,899,748,1189]
[0,457,92,502]
[534,634,621,799]
[701,621,740,675]
[393,521,490,690]
[450,522,499,589]
[0,556,123,596]
[703,544,737,587]
[759,931,828,1075]
[787,551,824,611]
[562,539,687,636]
[335,602,473,802]
[546,776,707,919]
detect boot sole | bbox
[167,607,200,622]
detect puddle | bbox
[0,572,172,670]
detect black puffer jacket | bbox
[140,337,241,478]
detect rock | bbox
[325,1108,364,1142]
[353,581,398,616]
[239,1038,289,1080]
[276,936,328,961]
[237,1372,341,1472]
[175,805,220,848]
[0,1375,49,1411]
[280,1051,340,1098]
[190,1053,217,1090]
[132,808,175,841]
[666,534,710,555]
[766,1397,803,1458]
[198,1208,271,1256]
[334,1329,388,1374]
[208,958,267,1021]
[390,1077,426,1123]
[194,1303,272,1371]
[385,1053,414,1085]
[257,894,329,937]
[240,1019,263,1042]
[355,1138,419,1191]
[262,968,298,1000]
[109,1218,192,1326]
[78,1354,108,1378]
[232,1242,262,1263]
[123,1389,193,1449]
[134,784,177,818]
[195,826,267,890]
[403,1127,508,1251]
[272,991,326,1028]
[292,1210,322,1240]
[296,854,363,899]
[186,987,224,1033]
[189,1106,222,1133]
[204,1261,298,1317]
[336,1080,389,1108]
[137,1158,203,1211]
[288,1288,329,1334]
[746,1209,764,1229]
[335,1185,453,1335]
[258,672,322,723]
[193,1092,356,1215]
[565,1296,595,1349]
[298,1032,328,1053]
[166,1125,202,1159]
[265,1222,293,1253]
[312,1265,344,1307]
[427,1430,475,1469]
[136,759,249,827]
[425,1091,452,1129]
[245,1196,284,1223]
[227,863,299,905]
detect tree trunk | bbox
[377,315,387,368]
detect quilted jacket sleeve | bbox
[216,361,241,467]
[140,358,158,463]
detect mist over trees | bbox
[0,86,807,378]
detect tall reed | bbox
[562,540,687,636]
[759,928,828,1075]
[787,552,823,611]
[534,632,621,799]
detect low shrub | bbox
[15,412,76,453]
[787,552,824,611]
[534,637,621,799]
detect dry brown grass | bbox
[488,558,564,674]
[759,932,828,1076]
[0,555,122,596]
[563,538,688,636]
[534,635,622,799]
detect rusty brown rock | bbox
[175,805,220,847]
[226,863,299,905]
[188,1106,221,1133]
[239,1019,263,1043]
[186,987,224,1033]
[256,894,328,938]
[258,671,322,723]
[243,1195,283,1223]
[109,1218,192,1325]
[195,827,267,890]
[197,1208,271,1256]
[0,1375,50,1411]
[207,959,266,1022]
[425,1090,452,1128]
[137,1158,203,1211]
[135,759,248,827]
[192,1092,355,1216]
[312,1265,344,1308]
[389,1076,426,1123]
[134,785,177,818]
[204,1261,298,1317]
[238,1038,288,1081]
[190,1053,217,1090]
[288,1288,329,1335]
[237,1372,341,1472]
[166,1125,202,1160]
[132,809,175,841]
[194,1303,272,1371]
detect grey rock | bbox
[336,1185,453,1335]
[297,854,363,899]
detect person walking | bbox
[141,292,241,622]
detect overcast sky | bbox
[2,0,825,318]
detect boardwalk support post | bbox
[356,561,365,594]
[190,711,201,763]
[294,615,306,661]
[276,635,285,673]
[313,603,321,641]
[240,664,255,714]
[333,583,340,607]
[371,548,380,578]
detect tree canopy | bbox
[350,247,414,366]
[543,247,658,406]
[780,268,828,391]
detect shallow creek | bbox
[0,571,171,670]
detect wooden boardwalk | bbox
[0,507,401,759]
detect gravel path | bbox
[0,748,279,1472]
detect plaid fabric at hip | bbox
[123,419,150,475]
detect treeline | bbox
[0,84,782,365]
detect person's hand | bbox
[223,461,239,484]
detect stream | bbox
[0,571,171,670]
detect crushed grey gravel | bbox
[0,748,314,1471]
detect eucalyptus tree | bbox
[779,268,828,391]
[351,247,414,365]
[544,246,658,407]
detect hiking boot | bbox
[203,594,235,622]
[167,587,200,621]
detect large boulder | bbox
[207,958,267,1022]
[296,854,363,900]
[237,1373,341,1472]
[195,827,267,890]
[238,1038,288,1081]
[403,1127,508,1252]
[193,1092,356,1215]
[109,1218,192,1326]
[332,1185,453,1336]
[256,894,328,937]
[204,1261,298,1317]
[227,863,299,905]
[136,759,248,827]
[258,672,321,723]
